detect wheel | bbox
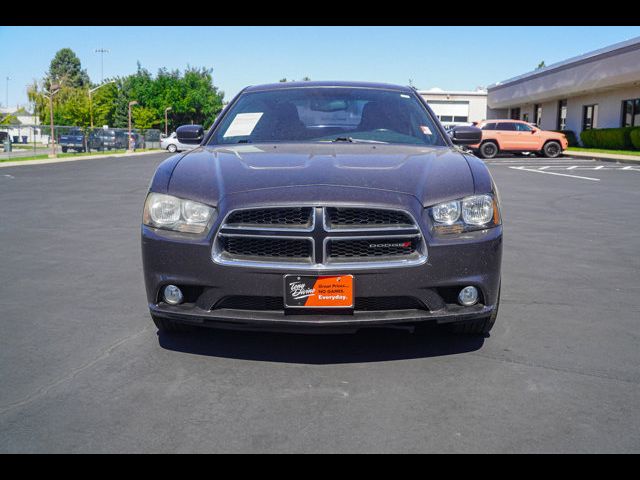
[151,314,191,333]
[167,144,178,153]
[61,147,68,153]
[542,141,562,158]
[451,285,500,335]
[479,141,499,159]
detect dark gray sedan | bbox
[141,81,502,335]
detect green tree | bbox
[537,60,546,69]
[132,106,159,129]
[0,113,19,125]
[91,82,118,127]
[47,48,90,88]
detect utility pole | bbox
[128,100,138,153]
[164,107,172,136]
[95,48,110,83]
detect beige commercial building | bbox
[418,88,488,127]
[487,36,640,140]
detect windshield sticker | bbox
[223,112,264,137]
[420,125,432,135]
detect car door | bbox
[495,122,518,150]
[514,122,541,150]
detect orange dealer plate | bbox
[283,275,354,308]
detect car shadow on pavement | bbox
[157,324,485,365]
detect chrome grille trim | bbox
[225,206,314,230]
[213,233,315,266]
[212,206,427,269]
[324,207,415,231]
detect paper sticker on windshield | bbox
[420,125,432,135]
[223,112,263,137]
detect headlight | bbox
[462,195,494,225]
[431,201,460,225]
[143,193,216,234]
[429,194,500,234]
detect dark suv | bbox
[141,82,502,335]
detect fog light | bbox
[458,286,479,306]
[163,285,183,305]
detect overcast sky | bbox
[2,26,640,108]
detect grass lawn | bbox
[0,148,160,163]
[567,147,640,157]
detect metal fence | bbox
[0,125,162,160]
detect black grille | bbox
[326,208,413,228]
[216,296,285,310]
[355,296,426,311]
[222,236,311,259]
[226,207,313,227]
[328,237,418,259]
[213,296,427,311]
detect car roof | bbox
[480,119,527,123]
[243,81,414,93]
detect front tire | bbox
[151,315,191,333]
[479,141,499,159]
[167,144,178,153]
[542,141,562,158]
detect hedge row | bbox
[580,127,640,150]
[631,128,640,149]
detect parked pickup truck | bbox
[59,128,87,153]
[89,129,118,151]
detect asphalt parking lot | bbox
[1,151,639,453]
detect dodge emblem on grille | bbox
[368,241,412,249]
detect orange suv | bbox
[470,120,568,159]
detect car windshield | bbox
[209,87,446,146]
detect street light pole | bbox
[5,76,10,108]
[95,48,110,83]
[88,80,115,128]
[45,83,60,158]
[128,100,138,153]
[164,107,172,136]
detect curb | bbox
[566,150,640,165]
[0,150,165,168]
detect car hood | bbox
[165,143,475,207]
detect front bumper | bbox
[142,214,502,333]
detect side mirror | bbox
[176,124,204,145]
[449,125,482,145]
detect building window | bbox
[557,99,567,130]
[582,104,598,131]
[453,116,468,123]
[510,107,521,120]
[621,98,640,127]
[534,104,542,126]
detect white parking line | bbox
[509,166,600,181]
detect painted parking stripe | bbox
[499,165,640,171]
[509,166,600,181]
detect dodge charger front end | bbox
[141,81,502,335]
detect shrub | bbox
[553,130,578,147]
[580,127,636,149]
[630,128,640,150]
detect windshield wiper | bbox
[330,137,388,144]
